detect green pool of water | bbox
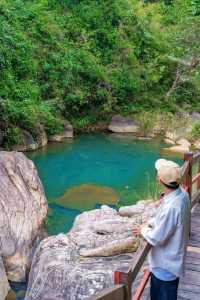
[27,133,181,234]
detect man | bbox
[133,159,190,300]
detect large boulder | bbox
[12,130,38,152]
[0,151,48,282]
[49,121,73,142]
[108,115,139,133]
[25,202,158,300]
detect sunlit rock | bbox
[49,121,73,142]
[25,201,159,300]
[108,115,139,133]
[177,138,191,147]
[0,151,48,282]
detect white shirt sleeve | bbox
[147,217,155,228]
[141,207,178,246]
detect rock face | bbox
[49,121,73,142]
[0,151,48,282]
[12,131,38,152]
[108,115,139,133]
[25,201,158,300]
[0,255,10,300]
[35,124,48,148]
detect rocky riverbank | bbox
[2,111,200,156]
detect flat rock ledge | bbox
[25,200,159,300]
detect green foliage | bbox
[0,99,64,138]
[136,111,157,136]
[4,127,23,146]
[0,0,200,146]
[191,122,200,139]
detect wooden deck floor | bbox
[132,203,200,300]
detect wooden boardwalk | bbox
[133,203,200,300]
[178,203,200,300]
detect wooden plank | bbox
[88,285,125,300]
[191,189,200,208]
[179,282,200,293]
[178,289,200,300]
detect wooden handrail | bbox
[192,173,200,184]
[90,152,200,300]
[132,270,150,300]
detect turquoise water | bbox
[11,134,180,299]
[27,133,181,234]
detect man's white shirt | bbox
[141,187,190,278]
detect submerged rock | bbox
[0,151,48,282]
[54,184,118,210]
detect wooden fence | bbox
[89,152,200,300]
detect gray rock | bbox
[191,112,200,121]
[108,115,139,133]
[25,202,158,300]
[12,131,38,152]
[35,124,48,148]
[49,121,73,142]
[0,151,48,282]
[0,254,10,300]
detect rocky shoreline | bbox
[1,112,200,156]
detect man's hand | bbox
[133,223,149,237]
[133,226,141,237]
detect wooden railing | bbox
[89,152,200,300]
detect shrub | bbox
[4,127,23,146]
[191,122,200,140]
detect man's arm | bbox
[141,207,177,246]
[133,207,177,246]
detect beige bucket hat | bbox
[155,159,181,186]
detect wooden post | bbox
[184,152,193,200]
[198,160,200,191]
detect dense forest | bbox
[0,0,200,146]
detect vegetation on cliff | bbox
[0,0,200,145]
